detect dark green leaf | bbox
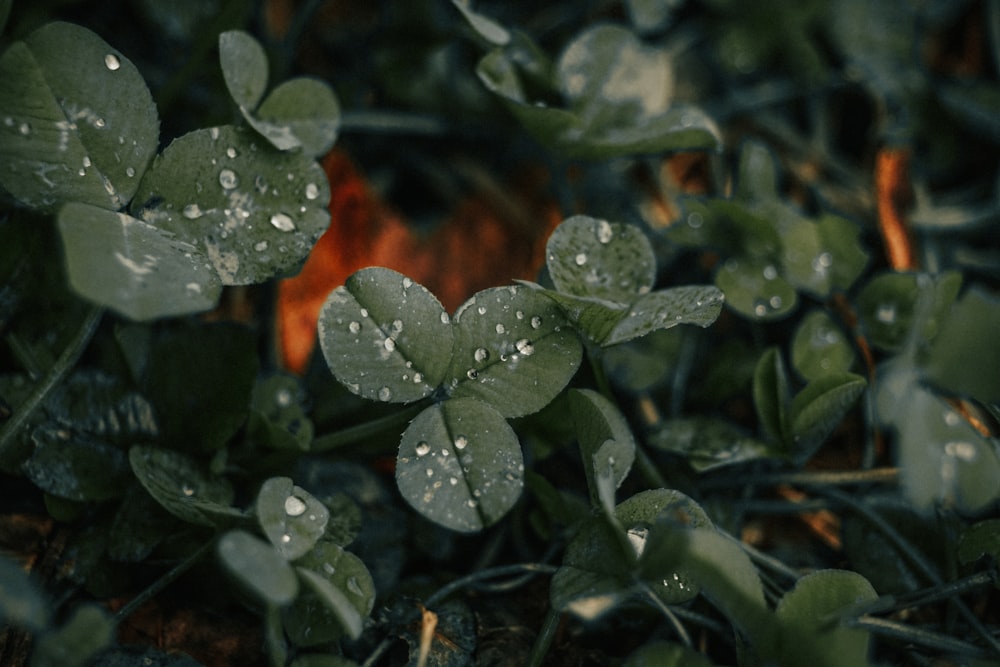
[774,570,877,667]
[396,398,522,533]
[606,286,725,345]
[957,519,1000,565]
[219,30,268,112]
[552,489,710,619]
[132,125,330,285]
[31,604,113,667]
[753,347,790,446]
[58,203,222,319]
[452,0,511,46]
[446,285,582,418]
[647,417,773,471]
[248,373,313,451]
[781,213,869,298]
[716,255,797,321]
[318,268,453,404]
[108,485,175,562]
[256,477,329,561]
[217,529,298,607]
[129,445,240,527]
[525,286,627,344]
[569,389,635,507]
[789,373,866,462]
[925,286,1000,403]
[734,139,779,201]
[295,568,364,641]
[0,555,50,631]
[856,271,962,352]
[283,542,374,645]
[143,322,257,453]
[0,22,158,212]
[624,641,716,667]
[23,426,130,502]
[791,310,857,381]
[546,216,655,302]
[250,77,340,156]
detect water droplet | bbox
[515,310,525,320]
[943,410,961,426]
[762,265,778,280]
[322,562,336,575]
[218,168,238,189]
[425,468,434,477]
[769,295,783,309]
[754,300,768,317]
[284,495,307,516]
[495,323,506,334]
[466,499,477,508]
[477,306,487,315]
[18,122,30,135]
[449,477,459,486]
[530,316,542,329]
[876,303,896,324]
[687,211,703,228]
[454,435,468,450]
[384,337,396,352]
[270,213,295,232]
[182,485,195,497]
[466,368,478,380]
[281,534,292,544]
[575,253,588,266]
[515,339,534,356]
[126,167,135,178]
[226,146,237,159]
[305,182,319,200]
[359,308,369,317]
[412,372,423,383]
[182,204,202,219]
[378,386,392,401]
[94,117,106,129]
[104,53,121,71]
[474,348,489,362]
[627,527,648,557]
[944,441,977,462]
[348,321,361,334]
[347,577,364,596]
[402,278,414,291]
[210,127,220,141]
[596,219,613,244]
[254,174,268,194]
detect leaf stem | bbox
[527,607,561,667]
[848,615,994,659]
[701,467,898,490]
[424,563,558,609]
[113,540,214,626]
[310,403,426,452]
[641,585,692,648]
[0,306,102,459]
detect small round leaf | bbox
[605,286,725,345]
[250,77,340,157]
[791,310,856,381]
[318,268,453,404]
[218,529,299,607]
[256,477,329,561]
[396,398,523,533]
[447,285,582,418]
[715,256,797,321]
[219,30,268,112]
[23,426,130,502]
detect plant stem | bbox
[849,616,994,659]
[0,306,102,459]
[113,540,214,626]
[642,586,692,648]
[310,403,425,452]
[527,608,561,667]
[424,563,558,609]
[701,467,898,489]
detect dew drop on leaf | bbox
[415,441,431,456]
[348,321,361,334]
[575,252,588,266]
[466,369,478,380]
[530,316,542,329]
[219,168,238,189]
[596,220,613,244]
[477,306,487,315]
[384,338,396,352]
[474,347,489,362]
[378,386,392,401]
[104,53,121,71]
[284,495,307,517]
[270,213,295,232]
[495,323,506,334]
[183,204,202,219]
[454,435,468,450]
[305,182,319,200]
[763,265,778,280]
[515,338,534,355]
[254,241,268,252]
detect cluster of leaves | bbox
[1,1,1000,667]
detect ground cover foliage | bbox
[1,1,999,665]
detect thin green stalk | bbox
[527,607,561,667]
[113,540,214,625]
[849,616,995,659]
[424,563,558,609]
[0,306,102,459]
[642,585,692,648]
[310,403,425,452]
[701,467,899,490]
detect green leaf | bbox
[569,389,635,507]
[284,542,374,645]
[791,310,857,381]
[552,490,710,619]
[142,322,257,453]
[734,139,779,201]
[546,216,656,302]
[452,0,511,46]
[0,22,158,212]
[716,255,797,320]
[58,203,222,319]
[31,604,113,667]
[525,286,627,344]
[256,477,329,561]
[108,485,175,563]
[624,641,716,667]
[396,398,523,533]
[605,286,725,345]
[781,213,869,298]
[647,417,773,472]
[248,373,313,451]
[219,30,268,112]
[789,373,866,462]
[318,268,454,404]
[856,271,962,352]
[774,570,877,667]
[753,347,791,446]
[132,125,330,285]
[249,77,341,157]
[295,568,364,641]
[0,555,50,631]
[957,519,1000,565]
[23,426,130,501]
[129,445,240,527]
[217,529,299,607]
[446,285,582,418]
[924,286,1000,403]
